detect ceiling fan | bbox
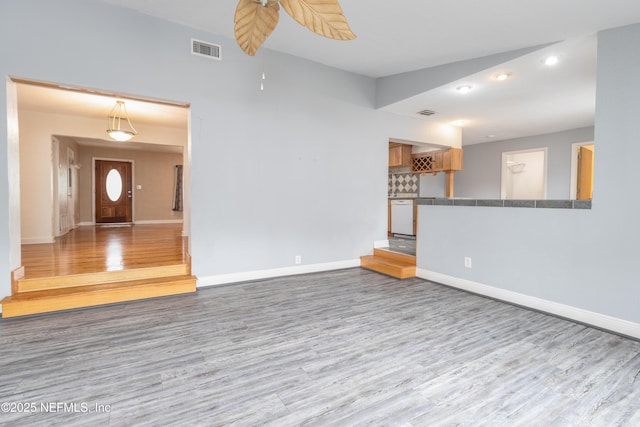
[234,0,356,56]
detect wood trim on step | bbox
[17,264,190,293]
[11,266,25,295]
[1,275,197,318]
[360,249,416,279]
[3,224,195,317]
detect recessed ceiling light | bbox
[493,72,511,81]
[456,85,473,94]
[453,120,466,127]
[544,55,559,66]
[486,134,496,138]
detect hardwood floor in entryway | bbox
[1,268,639,425]
[21,224,188,279]
[1,224,194,317]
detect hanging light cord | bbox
[261,49,266,91]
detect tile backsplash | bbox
[389,173,419,196]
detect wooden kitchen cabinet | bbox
[389,143,412,168]
[411,148,463,174]
[447,148,463,171]
[432,150,444,171]
[411,148,463,198]
[388,199,392,236]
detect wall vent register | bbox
[191,38,221,60]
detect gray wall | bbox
[418,23,640,324]
[455,127,594,199]
[0,0,440,300]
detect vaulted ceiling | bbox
[19,1,640,145]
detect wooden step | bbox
[373,248,416,264]
[360,249,416,279]
[0,275,197,318]
[17,263,190,293]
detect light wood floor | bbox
[21,224,188,279]
[1,268,639,425]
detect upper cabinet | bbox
[411,148,463,174]
[388,143,413,168]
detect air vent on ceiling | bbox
[191,38,221,60]
[417,109,436,116]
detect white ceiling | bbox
[383,35,598,144]
[98,0,640,79]
[16,84,189,129]
[16,83,189,152]
[18,1,640,146]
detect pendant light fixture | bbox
[107,100,137,142]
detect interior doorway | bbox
[9,78,191,287]
[52,136,79,237]
[501,148,548,200]
[570,142,595,200]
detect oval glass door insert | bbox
[105,168,123,202]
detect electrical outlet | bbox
[464,257,472,268]
[295,255,302,265]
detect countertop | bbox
[416,197,591,210]
[388,192,418,199]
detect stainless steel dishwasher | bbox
[390,199,414,236]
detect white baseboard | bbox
[12,266,25,281]
[22,236,55,244]
[77,220,183,226]
[134,220,184,225]
[198,259,361,288]
[416,268,640,339]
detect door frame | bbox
[68,146,78,230]
[92,157,135,224]
[52,136,61,238]
[51,137,79,238]
[500,147,548,200]
[8,77,192,286]
[570,141,594,200]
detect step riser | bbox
[18,264,189,292]
[361,264,416,279]
[360,258,416,279]
[373,248,416,264]
[1,280,196,318]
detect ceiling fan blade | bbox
[279,0,356,41]
[234,0,280,56]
